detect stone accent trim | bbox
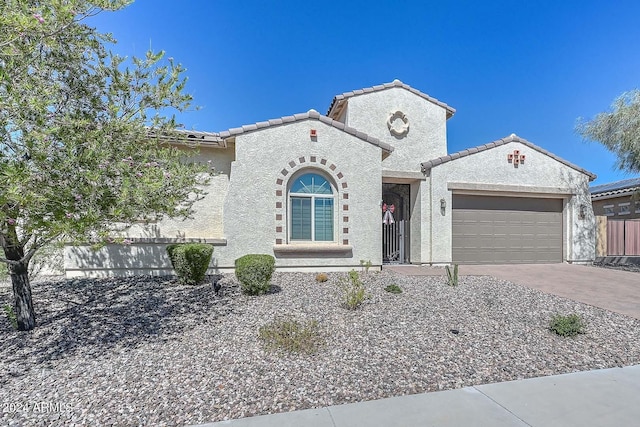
[274,156,349,245]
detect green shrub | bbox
[359,259,372,273]
[549,313,586,337]
[259,317,323,354]
[445,264,459,287]
[339,270,367,310]
[235,254,275,295]
[166,243,214,285]
[3,304,18,330]
[315,273,329,282]
[384,284,402,294]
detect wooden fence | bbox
[607,219,640,256]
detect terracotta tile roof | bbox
[326,79,456,119]
[420,134,597,181]
[590,177,640,198]
[216,109,394,153]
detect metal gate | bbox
[383,220,406,264]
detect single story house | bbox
[65,80,597,277]
[591,177,640,220]
[590,177,640,257]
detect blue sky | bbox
[89,0,640,185]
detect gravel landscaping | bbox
[1,270,639,426]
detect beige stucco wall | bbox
[214,119,382,270]
[65,120,384,276]
[344,87,448,173]
[123,146,234,240]
[65,146,235,277]
[426,141,596,264]
[595,215,607,257]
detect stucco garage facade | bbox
[64,80,597,277]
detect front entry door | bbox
[382,184,410,264]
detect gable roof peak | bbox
[326,80,455,119]
[421,134,596,181]
[214,110,393,154]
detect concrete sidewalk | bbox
[194,364,640,427]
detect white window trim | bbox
[618,202,631,215]
[603,204,615,216]
[288,172,337,243]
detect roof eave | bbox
[326,79,456,119]
[421,134,597,181]
[218,110,393,154]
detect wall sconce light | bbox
[579,204,586,220]
[440,198,446,215]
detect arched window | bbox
[289,172,334,241]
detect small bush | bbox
[445,264,459,287]
[259,317,323,354]
[339,270,367,310]
[385,284,402,294]
[3,304,18,330]
[235,254,275,295]
[359,259,372,273]
[315,273,329,282]
[166,243,214,285]
[549,313,586,337]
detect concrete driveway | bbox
[386,264,640,320]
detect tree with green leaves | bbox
[1,0,211,330]
[577,90,640,173]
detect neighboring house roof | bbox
[420,134,597,181]
[590,177,640,200]
[326,79,456,120]
[149,129,227,148]
[216,109,394,153]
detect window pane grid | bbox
[314,198,333,241]
[289,174,335,242]
[291,197,312,240]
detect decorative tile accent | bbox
[343,239,349,245]
[275,157,349,245]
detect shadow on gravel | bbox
[0,275,240,378]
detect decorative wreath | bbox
[387,110,409,137]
